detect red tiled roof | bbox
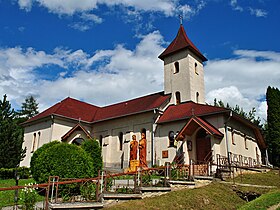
[24,92,171,124]
[23,97,100,124]
[158,25,207,62]
[176,116,223,139]
[94,91,170,121]
[157,101,229,123]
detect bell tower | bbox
[158,24,207,105]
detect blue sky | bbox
[0,0,279,121]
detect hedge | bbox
[31,142,95,183]
[0,167,30,179]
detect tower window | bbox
[196,92,199,103]
[195,62,198,74]
[175,91,181,105]
[174,61,179,74]
[119,132,123,151]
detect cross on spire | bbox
[179,15,183,25]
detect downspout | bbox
[152,108,163,167]
[224,111,232,166]
[151,109,157,167]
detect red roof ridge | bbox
[158,25,207,62]
[101,91,167,109]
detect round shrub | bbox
[81,139,102,177]
[30,140,60,179]
[31,143,94,183]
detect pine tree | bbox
[266,86,280,166]
[19,95,39,119]
[0,94,26,168]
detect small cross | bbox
[179,15,183,25]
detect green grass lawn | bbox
[238,189,280,210]
[0,178,44,208]
[105,169,280,210]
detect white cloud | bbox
[249,7,267,18]
[0,31,165,111]
[18,0,33,11]
[230,0,243,12]
[205,49,280,121]
[80,13,103,24]
[17,0,177,16]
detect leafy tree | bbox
[266,86,280,166]
[0,94,26,168]
[213,98,261,127]
[81,139,103,177]
[18,95,39,119]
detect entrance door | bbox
[196,129,211,162]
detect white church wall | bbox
[92,112,155,169]
[187,51,205,104]
[21,119,52,167]
[156,121,186,166]
[206,114,261,164]
[163,50,191,104]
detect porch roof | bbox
[176,116,224,140]
[61,123,92,141]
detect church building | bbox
[20,24,267,174]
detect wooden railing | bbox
[216,153,259,169]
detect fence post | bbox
[96,170,100,202]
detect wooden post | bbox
[96,170,100,202]
[104,171,107,192]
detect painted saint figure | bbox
[139,132,147,167]
[130,135,138,161]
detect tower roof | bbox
[158,25,207,62]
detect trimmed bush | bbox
[30,140,60,177]
[31,142,94,183]
[81,139,103,177]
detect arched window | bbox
[32,133,36,152]
[175,91,181,105]
[37,131,41,149]
[168,131,175,147]
[99,135,103,147]
[174,61,179,73]
[195,62,198,74]
[72,137,84,146]
[196,92,199,103]
[119,132,123,151]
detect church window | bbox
[244,135,248,150]
[175,91,181,105]
[31,133,36,152]
[196,92,199,103]
[72,137,84,145]
[119,132,123,151]
[37,131,41,149]
[99,135,103,147]
[168,131,175,147]
[195,62,198,74]
[174,61,179,73]
[231,130,235,145]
